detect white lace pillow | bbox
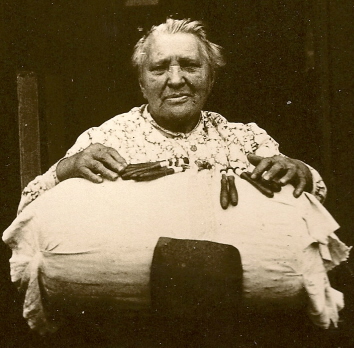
[3,171,347,334]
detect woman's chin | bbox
[150,102,202,132]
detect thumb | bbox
[247,153,264,166]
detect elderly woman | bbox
[4,19,350,336]
[18,18,326,212]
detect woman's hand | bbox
[247,154,313,198]
[56,143,127,183]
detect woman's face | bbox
[140,33,213,133]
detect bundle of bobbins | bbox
[120,157,282,209]
[121,157,189,181]
[219,167,283,210]
[220,167,238,209]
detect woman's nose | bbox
[167,65,184,87]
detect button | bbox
[190,145,197,152]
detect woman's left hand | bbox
[247,154,313,198]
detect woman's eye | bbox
[181,62,201,72]
[151,66,166,74]
[184,66,198,72]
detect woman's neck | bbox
[147,107,201,135]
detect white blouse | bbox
[18,105,327,214]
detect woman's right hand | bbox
[56,143,127,183]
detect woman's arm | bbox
[56,143,126,183]
[245,122,327,203]
[18,163,61,214]
[17,126,127,214]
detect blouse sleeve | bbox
[245,123,327,203]
[244,122,281,157]
[17,127,105,215]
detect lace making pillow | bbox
[3,171,348,334]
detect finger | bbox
[293,176,307,198]
[91,161,119,181]
[94,150,127,174]
[278,165,297,185]
[247,154,264,166]
[108,149,128,172]
[250,158,273,179]
[80,167,103,183]
[262,162,286,181]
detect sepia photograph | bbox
[1,1,353,347]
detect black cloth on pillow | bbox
[150,237,243,318]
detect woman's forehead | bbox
[144,33,205,63]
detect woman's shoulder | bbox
[203,111,262,131]
[73,106,145,141]
[84,106,144,134]
[203,110,228,125]
[101,105,144,126]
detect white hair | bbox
[132,18,225,77]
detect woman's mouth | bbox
[164,94,191,103]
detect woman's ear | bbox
[208,74,215,96]
[139,79,147,100]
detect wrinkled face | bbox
[139,33,213,133]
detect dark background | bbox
[0,0,353,347]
